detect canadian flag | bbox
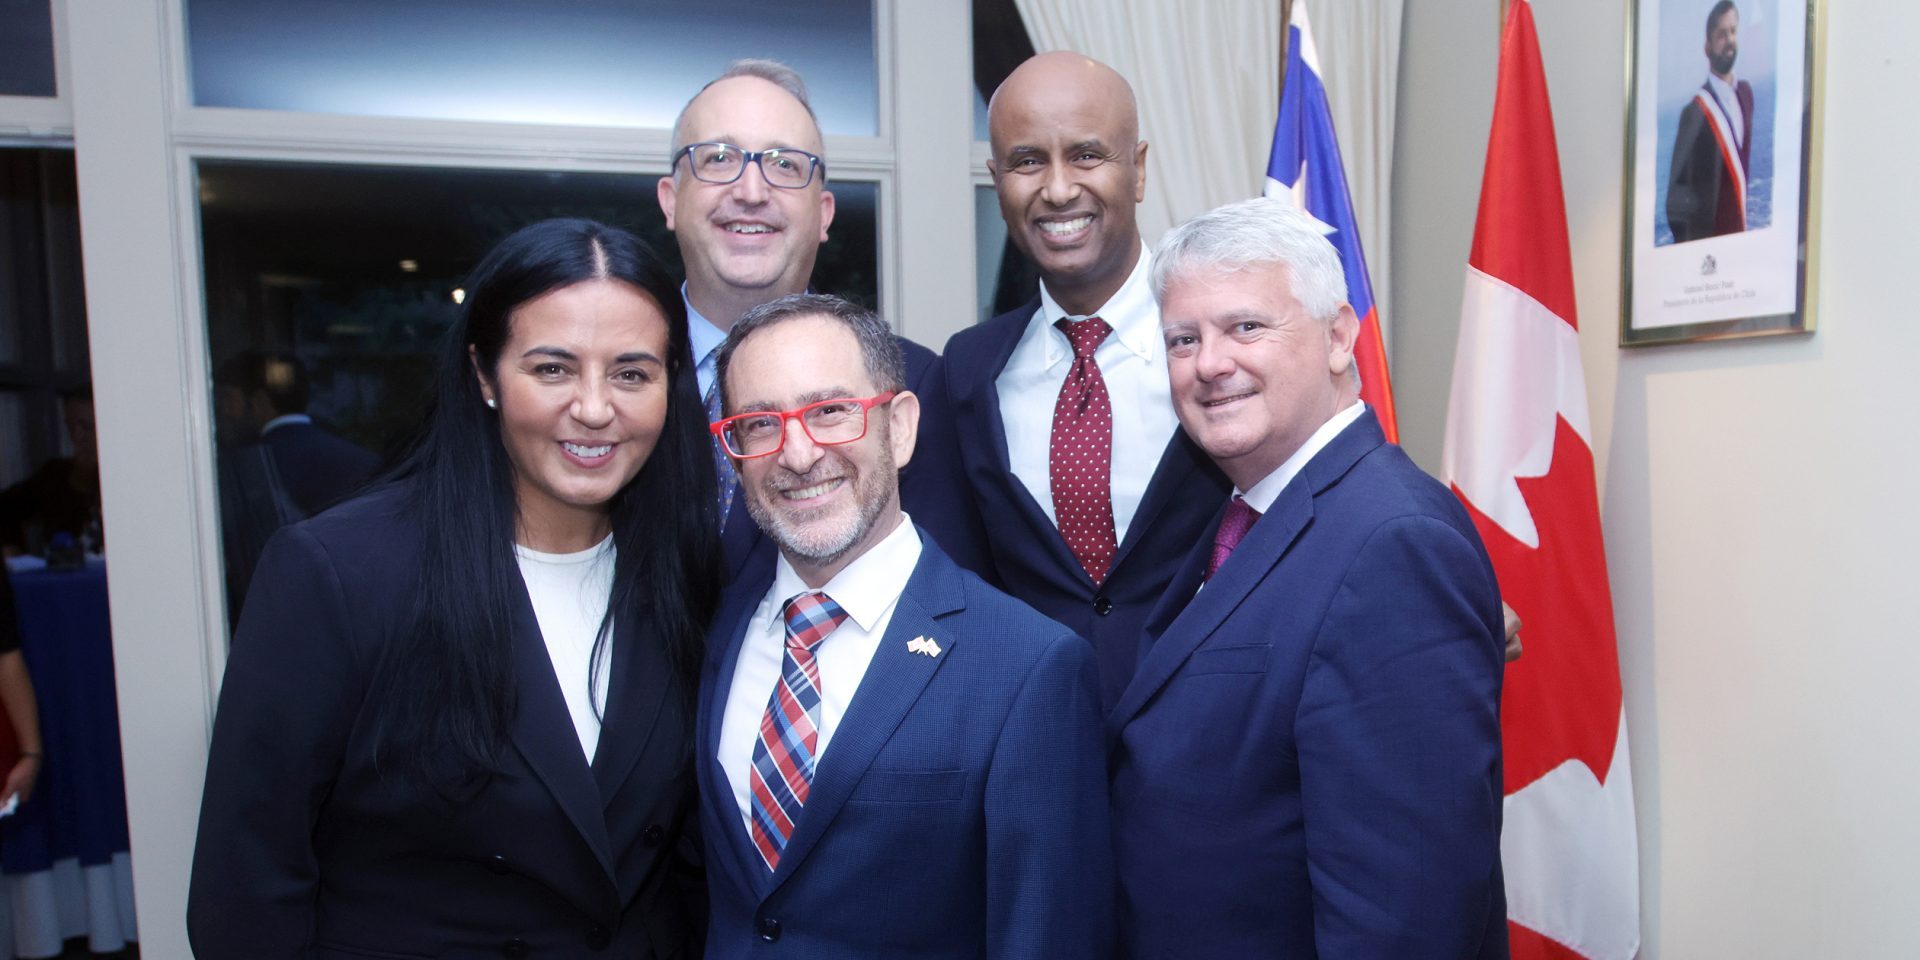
[1440,3,1640,959]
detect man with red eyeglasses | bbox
[657,61,986,581]
[694,292,1110,960]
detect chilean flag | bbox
[1264,0,1398,443]
[1441,3,1640,958]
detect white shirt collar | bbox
[1239,402,1367,513]
[260,412,311,435]
[766,512,922,635]
[1034,241,1158,365]
[683,283,728,367]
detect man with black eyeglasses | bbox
[657,60,986,582]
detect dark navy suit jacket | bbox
[941,298,1229,707]
[718,337,990,584]
[188,484,700,959]
[697,531,1112,959]
[1108,411,1509,960]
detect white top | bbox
[1704,73,1744,152]
[1239,402,1368,513]
[515,535,616,762]
[718,514,923,835]
[994,244,1178,543]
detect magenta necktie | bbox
[1205,497,1262,581]
[1050,316,1118,586]
[747,592,847,871]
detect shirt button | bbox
[757,917,783,942]
[1093,596,1113,616]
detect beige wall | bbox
[1394,2,1920,957]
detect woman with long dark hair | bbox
[188,219,719,958]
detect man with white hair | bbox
[1108,197,1510,959]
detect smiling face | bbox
[1161,263,1358,492]
[1706,6,1739,76]
[475,279,671,551]
[657,75,835,328]
[988,53,1148,316]
[724,314,919,586]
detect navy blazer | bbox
[942,298,1229,707]
[718,336,991,584]
[1109,411,1509,960]
[697,531,1112,959]
[188,484,700,959]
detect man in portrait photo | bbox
[1665,0,1755,243]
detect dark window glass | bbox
[0,149,89,508]
[186,0,879,135]
[972,0,1035,141]
[0,0,57,98]
[197,160,877,620]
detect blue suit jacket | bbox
[188,484,699,959]
[697,531,1112,959]
[1109,412,1510,960]
[719,336,990,583]
[941,298,1230,708]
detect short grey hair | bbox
[670,59,821,156]
[1151,197,1349,325]
[715,294,904,414]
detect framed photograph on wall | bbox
[1622,0,1822,346]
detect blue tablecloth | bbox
[0,566,130,873]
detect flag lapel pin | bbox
[906,635,942,658]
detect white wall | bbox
[1394,3,1920,957]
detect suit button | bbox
[642,824,665,847]
[487,854,511,875]
[1093,596,1113,616]
[757,917,782,942]
[501,938,530,958]
[585,924,610,949]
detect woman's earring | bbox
[485,397,498,409]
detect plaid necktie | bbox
[746,591,848,871]
[705,377,738,532]
[1050,316,1118,585]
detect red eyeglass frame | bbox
[708,391,898,459]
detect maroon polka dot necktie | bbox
[1050,316,1118,586]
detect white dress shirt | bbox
[994,244,1178,543]
[718,514,923,834]
[515,535,616,762]
[1238,402,1368,513]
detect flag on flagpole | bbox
[1265,0,1398,443]
[1441,3,1640,959]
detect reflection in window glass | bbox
[0,0,56,97]
[0,149,89,506]
[973,185,1040,323]
[186,0,879,135]
[197,160,877,621]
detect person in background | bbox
[697,294,1110,959]
[943,52,1228,709]
[1109,198,1507,959]
[0,575,42,809]
[657,59,986,581]
[0,387,100,556]
[214,350,380,517]
[188,219,719,958]
[1665,0,1754,243]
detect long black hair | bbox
[367,218,720,784]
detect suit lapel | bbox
[588,611,670,804]
[1110,411,1388,729]
[762,545,967,898]
[699,556,780,896]
[505,580,616,882]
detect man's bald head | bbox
[986,52,1148,316]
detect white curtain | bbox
[1010,0,1404,332]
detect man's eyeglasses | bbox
[710,393,896,459]
[673,142,825,190]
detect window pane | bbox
[975,184,1039,323]
[186,0,879,135]
[0,0,56,98]
[197,160,878,621]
